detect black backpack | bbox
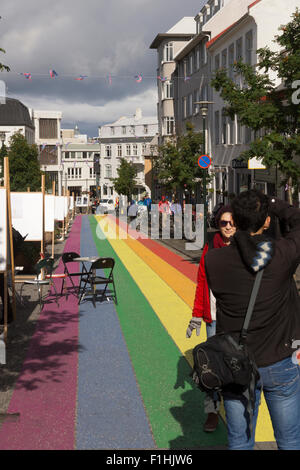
[192,269,263,435]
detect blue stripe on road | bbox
[76,215,155,449]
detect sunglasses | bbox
[219,220,235,228]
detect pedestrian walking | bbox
[186,205,236,432]
[204,190,300,450]
[159,195,171,230]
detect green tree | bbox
[155,122,207,197]
[8,133,42,191]
[211,9,300,203]
[0,47,10,72]
[112,157,137,200]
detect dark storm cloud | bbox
[0,0,206,136]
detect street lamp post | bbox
[194,101,213,246]
[0,131,6,184]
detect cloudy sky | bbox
[0,0,206,137]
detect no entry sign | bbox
[197,154,211,169]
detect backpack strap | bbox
[239,269,264,346]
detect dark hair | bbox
[215,204,233,228]
[231,189,269,232]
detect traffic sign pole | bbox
[197,155,211,247]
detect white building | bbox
[152,0,300,205]
[98,108,158,200]
[150,18,196,144]
[61,127,101,197]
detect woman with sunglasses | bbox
[186,205,236,433]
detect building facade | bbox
[32,110,63,194]
[152,0,300,205]
[150,18,196,144]
[61,127,101,197]
[0,98,35,147]
[98,108,158,201]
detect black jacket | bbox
[204,198,300,368]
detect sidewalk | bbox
[159,236,300,290]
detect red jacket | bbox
[192,232,227,323]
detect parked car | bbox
[97,198,115,213]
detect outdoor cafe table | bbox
[74,257,99,296]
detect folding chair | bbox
[19,258,60,311]
[78,257,117,307]
[61,252,86,297]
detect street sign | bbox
[248,157,266,170]
[197,154,211,169]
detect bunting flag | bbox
[20,73,32,80]
[157,75,167,82]
[41,143,47,151]
[75,75,88,81]
[135,73,143,83]
[49,69,58,78]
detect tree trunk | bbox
[287,176,293,205]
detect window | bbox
[132,144,138,156]
[222,110,227,144]
[105,145,112,157]
[103,185,107,196]
[245,30,253,65]
[130,125,135,135]
[64,151,70,159]
[117,144,122,157]
[70,151,76,159]
[142,143,147,154]
[221,49,227,69]
[215,110,220,145]
[236,37,243,62]
[228,43,234,79]
[164,117,174,135]
[237,118,242,144]
[110,126,115,135]
[163,81,173,99]
[164,42,173,61]
[67,167,82,179]
[105,165,112,178]
[39,119,58,139]
[195,46,200,70]
[188,93,193,116]
[194,89,200,114]
[215,54,220,71]
[126,144,131,156]
[188,54,193,75]
[201,84,208,101]
[90,167,95,178]
[182,97,187,119]
[143,124,148,134]
[122,126,126,135]
[200,40,207,65]
[82,151,87,159]
[245,126,252,144]
[229,117,234,144]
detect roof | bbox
[149,18,195,49]
[174,31,211,61]
[0,98,34,129]
[103,116,158,127]
[206,13,249,49]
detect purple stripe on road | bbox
[0,216,82,450]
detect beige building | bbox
[150,18,195,144]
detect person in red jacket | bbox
[186,205,236,432]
